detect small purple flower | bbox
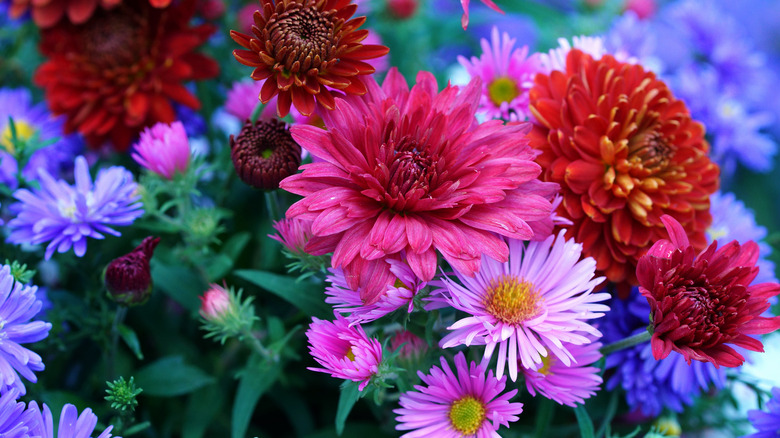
[745,387,780,438]
[6,156,143,260]
[27,402,116,438]
[0,388,38,436]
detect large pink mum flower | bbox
[281,68,558,304]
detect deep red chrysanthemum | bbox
[230,0,389,118]
[8,0,171,28]
[638,215,780,368]
[280,68,559,304]
[528,49,719,287]
[33,0,218,151]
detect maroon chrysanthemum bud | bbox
[230,118,302,190]
[105,236,160,306]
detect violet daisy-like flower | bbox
[522,339,603,407]
[437,230,610,381]
[305,313,382,391]
[0,264,52,396]
[394,351,522,437]
[6,156,143,260]
[27,402,115,438]
[131,121,191,180]
[0,388,38,436]
[458,27,542,121]
[745,387,780,438]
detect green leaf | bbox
[183,385,224,438]
[135,356,214,397]
[234,269,329,317]
[204,254,234,282]
[124,421,152,437]
[335,381,361,436]
[534,398,555,438]
[596,391,619,438]
[151,262,206,312]
[231,355,281,438]
[575,405,595,438]
[117,324,144,360]
[222,231,251,260]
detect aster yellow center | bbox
[535,355,555,375]
[345,346,356,362]
[484,275,541,325]
[1,119,36,154]
[488,77,520,106]
[449,396,486,436]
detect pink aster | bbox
[305,313,383,391]
[437,230,610,381]
[458,26,542,121]
[522,339,603,407]
[269,218,314,256]
[280,68,558,305]
[131,121,190,180]
[394,351,522,437]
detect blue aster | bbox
[27,402,116,438]
[745,387,780,438]
[6,156,143,260]
[0,388,38,437]
[0,265,51,396]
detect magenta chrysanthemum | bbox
[394,351,522,437]
[305,313,383,391]
[281,68,558,304]
[437,230,610,381]
[522,339,603,407]
[458,26,542,121]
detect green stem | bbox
[264,190,282,221]
[250,100,266,123]
[599,330,652,356]
[241,327,277,362]
[109,306,128,379]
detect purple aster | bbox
[0,388,38,437]
[6,156,143,260]
[27,402,116,438]
[745,387,780,438]
[394,351,523,437]
[0,264,52,396]
[604,11,663,72]
[436,230,610,382]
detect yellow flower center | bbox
[488,77,520,106]
[449,396,486,436]
[345,346,356,362]
[484,275,541,325]
[535,355,555,375]
[1,119,36,154]
[707,226,729,242]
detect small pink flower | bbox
[269,218,314,256]
[389,330,427,361]
[199,284,232,321]
[131,121,190,180]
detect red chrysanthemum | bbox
[230,0,389,118]
[280,68,559,304]
[637,215,780,368]
[528,49,719,287]
[33,0,218,151]
[8,0,171,28]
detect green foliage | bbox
[105,376,143,412]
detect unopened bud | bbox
[199,284,233,321]
[105,237,160,306]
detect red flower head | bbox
[33,0,218,151]
[230,0,389,118]
[528,49,719,287]
[8,0,171,28]
[105,236,160,306]
[280,68,558,304]
[638,215,780,368]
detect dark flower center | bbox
[385,136,438,201]
[230,119,302,190]
[628,129,673,170]
[82,11,144,67]
[268,4,336,72]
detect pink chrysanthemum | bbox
[437,230,610,381]
[394,351,523,437]
[522,339,603,407]
[305,313,383,390]
[325,257,426,325]
[280,68,558,304]
[131,121,190,180]
[458,27,542,121]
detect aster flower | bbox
[33,0,218,151]
[458,27,542,121]
[281,68,558,304]
[0,265,52,396]
[305,313,382,391]
[230,0,389,117]
[230,119,302,190]
[0,388,38,437]
[522,339,603,407]
[437,230,610,381]
[745,387,780,438]
[27,402,115,438]
[132,122,190,180]
[637,215,780,367]
[270,217,314,256]
[8,0,171,27]
[529,49,719,286]
[394,352,523,437]
[538,36,609,73]
[6,156,143,260]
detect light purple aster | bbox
[0,388,38,437]
[0,264,52,396]
[27,402,117,438]
[745,387,780,438]
[6,156,143,260]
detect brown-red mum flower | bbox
[8,0,171,28]
[528,49,719,286]
[230,118,302,189]
[637,215,780,368]
[33,0,218,151]
[230,0,389,117]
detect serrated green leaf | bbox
[234,269,329,317]
[335,381,361,436]
[135,356,214,397]
[231,355,281,438]
[117,323,144,360]
[575,405,595,438]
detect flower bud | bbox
[229,119,301,190]
[387,0,418,19]
[199,284,232,321]
[105,237,160,306]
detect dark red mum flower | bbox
[528,49,719,287]
[33,0,218,151]
[230,0,389,117]
[230,118,302,190]
[8,0,171,28]
[105,236,160,306]
[637,215,780,368]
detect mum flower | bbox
[27,402,116,438]
[230,119,302,190]
[34,0,218,150]
[394,352,523,437]
[281,68,558,304]
[132,122,191,180]
[438,230,610,381]
[8,0,171,28]
[529,49,719,286]
[305,313,382,391]
[521,339,603,407]
[0,265,52,396]
[6,156,143,260]
[637,215,780,367]
[230,0,389,117]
